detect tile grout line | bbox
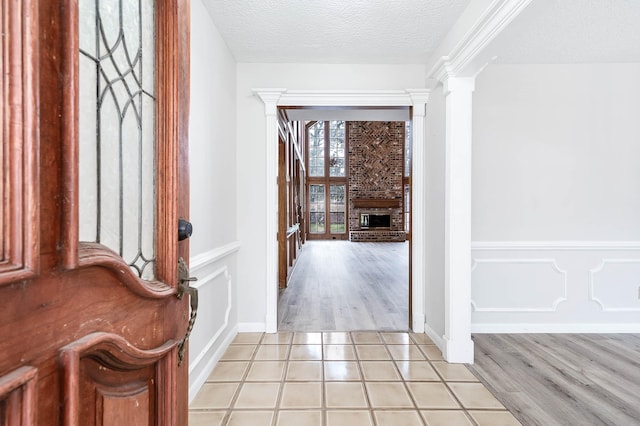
[387,336,428,426]
[191,332,521,425]
[413,337,481,426]
[224,338,260,425]
[270,332,291,426]
[351,331,379,426]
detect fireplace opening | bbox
[360,213,391,229]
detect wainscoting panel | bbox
[188,241,240,403]
[189,266,233,374]
[471,259,567,312]
[471,242,640,333]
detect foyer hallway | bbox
[277,241,409,331]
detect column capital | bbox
[405,89,430,105]
[253,89,286,116]
[405,89,430,118]
[442,77,475,97]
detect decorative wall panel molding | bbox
[471,258,567,312]
[589,259,640,312]
[189,266,233,374]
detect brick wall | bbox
[348,121,405,242]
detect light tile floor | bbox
[189,332,521,426]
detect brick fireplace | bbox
[348,121,406,242]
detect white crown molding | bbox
[428,0,533,80]
[472,241,640,251]
[471,258,568,312]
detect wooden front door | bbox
[0,0,191,424]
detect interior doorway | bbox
[277,111,413,331]
[255,89,429,335]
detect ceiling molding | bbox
[428,0,533,80]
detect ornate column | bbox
[407,90,429,333]
[254,89,285,333]
[442,77,475,362]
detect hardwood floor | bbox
[468,334,640,426]
[278,241,408,331]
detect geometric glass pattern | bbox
[330,184,346,233]
[78,0,156,279]
[309,184,325,234]
[404,121,411,177]
[308,122,325,177]
[329,121,345,177]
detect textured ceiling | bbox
[489,0,640,64]
[201,0,471,63]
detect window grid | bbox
[306,121,348,238]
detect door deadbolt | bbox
[178,219,193,241]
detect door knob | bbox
[178,219,193,241]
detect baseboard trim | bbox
[238,322,266,332]
[472,323,640,333]
[412,314,426,333]
[423,323,445,352]
[188,324,238,404]
[444,336,475,364]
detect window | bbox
[306,121,348,239]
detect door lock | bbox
[178,218,193,241]
[177,257,198,365]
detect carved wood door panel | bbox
[0,0,191,424]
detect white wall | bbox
[471,63,640,331]
[424,84,447,340]
[188,0,240,401]
[236,63,426,329]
